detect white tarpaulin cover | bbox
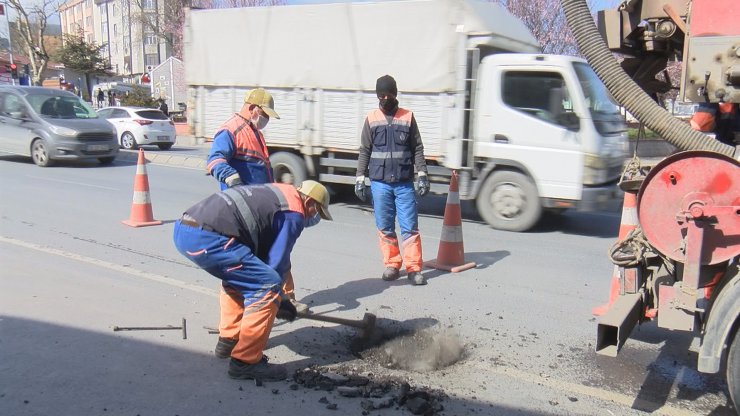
[184,0,539,92]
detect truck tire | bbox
[270,152,307,186]
[728,328,740,411]
[476,170,541,232]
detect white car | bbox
[97,106,176,150]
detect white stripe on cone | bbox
[440,225,463,243]
[132,191,152,204]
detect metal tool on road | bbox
[296,311,377,339]
[113,317,187,339]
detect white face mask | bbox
[252,114,269,130]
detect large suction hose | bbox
[561,0,736,158]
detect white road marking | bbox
[26,175,120,191]
[0,235,217,297]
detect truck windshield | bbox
[26,94,99,119]
[572,62,619,116]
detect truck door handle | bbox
[493,134,509,143]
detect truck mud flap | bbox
[596,293,643,357]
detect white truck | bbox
[183,0,627,231]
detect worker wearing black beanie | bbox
[354,74,430,286]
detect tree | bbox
[56,33,110,99]
[6,0,56,86]
[492,0,599,56]
[124,0,284,61]
[119,87,156,107]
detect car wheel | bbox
[476,170,542,232]
[31,139,54,167]
[98,156,115,165]
[157,143,173,150]
[121,132,138,150]
[270,152,307,185]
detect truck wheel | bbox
[270,152,307,185]
[476,170,542,232]
[728,328,740,411]
[31,139,54,167]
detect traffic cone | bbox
[424,171,476,273]
[592,191,638,316]
[122,149,162,227]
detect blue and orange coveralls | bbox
[356,107,428,274]
[173,183,306,364]
[207,113,273,190]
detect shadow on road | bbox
[0,316,556,416]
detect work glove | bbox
[224,173,243,188]
[416,172,430,197]
[276,297,297,322]
[354,175,368,202]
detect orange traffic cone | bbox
[592,191,638,316]
[424,171,476,273]
[122,149,162,227]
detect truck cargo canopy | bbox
[184,0,540,92]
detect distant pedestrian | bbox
[108,90,116,107]
[97,89,105,108]
[158,98,169,117]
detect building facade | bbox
[58,0,171,78]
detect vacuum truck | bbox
[561,0,739,409]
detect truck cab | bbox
[471,54,628,231]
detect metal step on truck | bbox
[184,0,627,231]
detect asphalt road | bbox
[0,152,734,416]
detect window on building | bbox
[112,4,117,16]
[144,35,157,46]
[87,34,93,43]
[113,24,117,36]
[86,0,92,7]
[145,54,158,67]
[113,42,118,54]
[142,0,155,10]
[85,16,92,27]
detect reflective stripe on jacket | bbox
[207,114,273,188]
[185,183,304,259]
[366,108,414,183]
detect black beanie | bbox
[376,75,397,96]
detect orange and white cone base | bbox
[592,191,638,316]
[122,149,162,227]
[424,170,476,273]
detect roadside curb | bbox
[116,150,207,170]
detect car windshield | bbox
[136,110,169,120]
[26,93,99,119]
[572,62,620,116]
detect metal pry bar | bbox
[113,317,187,339]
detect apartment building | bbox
[58,0,171,77]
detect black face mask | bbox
[379,97,398,113]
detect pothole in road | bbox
[350,319,466,372]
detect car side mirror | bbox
[561,113,580,131]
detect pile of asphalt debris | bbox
[288,366,447,415]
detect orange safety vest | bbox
[366,108,414,183]
[220,114,271,168]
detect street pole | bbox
[3,0,14,85]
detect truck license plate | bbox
[88,144,108,151]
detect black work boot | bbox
[228,357,287,381]
[214,337,238,359]
[381,267,400,281]
[407,271,427,286]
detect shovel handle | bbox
[296,311,366,329]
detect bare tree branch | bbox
[6,0,57,85]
